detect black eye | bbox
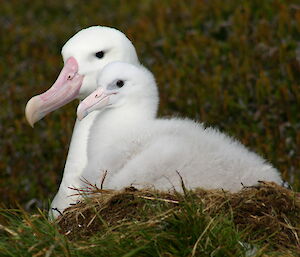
[116,80,124,88]
[95,51,104,59]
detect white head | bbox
[77,62,159,121]
[25,26,139,127]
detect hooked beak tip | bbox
[28,120,35,128]
[25,96,42,127]
[77,113,84,121]
[25,101,35,127]
[76,104,87,121]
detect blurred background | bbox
[1,0,299,211]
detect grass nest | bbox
[57,182,300,250]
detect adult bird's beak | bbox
[77,87,112,121]
[25,57,84,127]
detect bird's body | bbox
[110,119,281,192]
[84,112,282,193]
[78,62,282,194]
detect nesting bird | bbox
[77,62,282,193]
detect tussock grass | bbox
[1,0,299,210]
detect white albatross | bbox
[77,62,282,192]
[25,26,140,219]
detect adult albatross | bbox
[25,26,140,219]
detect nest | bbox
[57,182,300,250]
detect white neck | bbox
[49,109,99,218]
[86,100,158,162]
[105,99,157,125]
[63,111,99,182]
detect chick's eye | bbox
[95,51,104,59]
[116,80,124,88]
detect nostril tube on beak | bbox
[67,72,76,80]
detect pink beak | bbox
[77,87,112,121]
[25,57,84,127]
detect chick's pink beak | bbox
[25,57,84,127]
[77,88,111,121]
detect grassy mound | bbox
[56,182,300,253]
[0,182,299,256]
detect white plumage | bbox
[78,62,282,193]
[25,26,140,219]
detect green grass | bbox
[1,183,299,256]
[0,0,300,255]
[1,205,237,257]
[0,195,289,256]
